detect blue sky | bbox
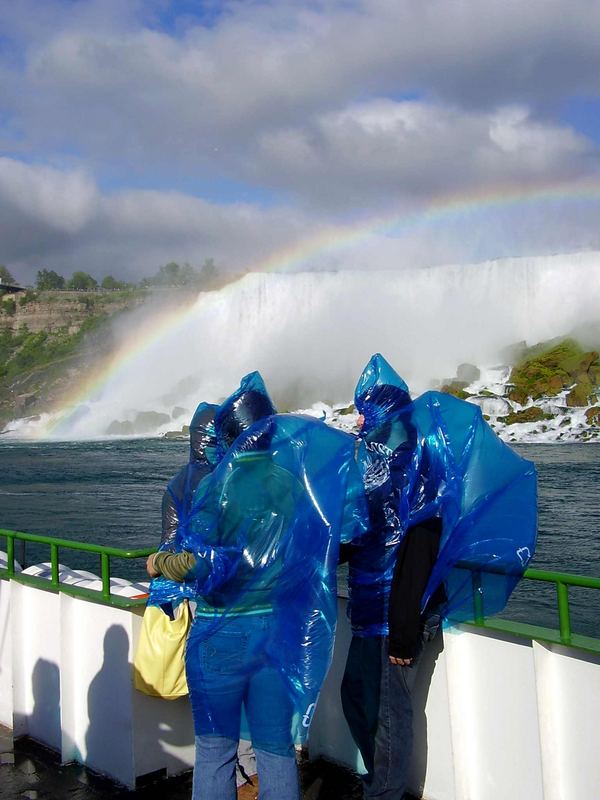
[1,0,600,282]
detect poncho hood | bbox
[355,353,411,434]
[215,371,276,459]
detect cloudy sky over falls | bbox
[1,0,600,283]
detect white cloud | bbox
[0,157,319,281]
[3,0,600,188]
[0,157,98,232]
[1,1,600,281]
[253,100,594,206]
[3,155,600,288]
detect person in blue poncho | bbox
[160,401,218,551]
[147,371,368,800]
[341,355,445,800]
[341,354,537,800]
[157,400,258,791]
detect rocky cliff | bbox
[0,289,147,425]
[439,339,600,442]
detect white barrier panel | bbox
[1,564,599,796]
[0,562,194,788]
[308,608,600,800]
[0,577,13,727]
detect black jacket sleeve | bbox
[388,518,442,659]
[338,543,352,565]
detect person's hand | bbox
[146,553,160,578]
[389,655,413,666]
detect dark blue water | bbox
[1,440,599,637]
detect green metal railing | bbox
[0,528,154,609]
[1,528,600,649]
[518,567,600,645]
[464,563,600,653]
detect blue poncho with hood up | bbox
[160,401,219,551]
[149,370,368,740]
[149,372,278,607]
[347,353,538,635]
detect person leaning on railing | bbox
[340,355,446,800]
[146,372,368,800]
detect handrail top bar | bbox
[455,558,600,589]
[0,528,154,559]
[0,567,148,608]
[523,567,600,589]
[2,527,600,589]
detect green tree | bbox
[140,260,220,289]
[2,296,16,316]
[36,269,66,291]
[198,258,218,287]
[0,265,16,285]
[157,261,182,286]
[68,271,98,291]
[101,275,128,291]
[179,262,196,285]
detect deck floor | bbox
[0,727,378,800]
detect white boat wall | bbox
[1,560,599,798]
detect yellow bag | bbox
[133,600,191,699]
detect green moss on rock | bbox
[585,406,600,424]
[500,407,553,425]
[440,382,470,400]
[566,377,594,407]
[508,339,600,404]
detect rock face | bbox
[500,407,553,426]
[0,290,145,335]
[0,289,148,427]
[507,339,599,404]
[585,406,600,424]
[457,363,480,383]
[439,382,469,399]
[106,411,171,436]
[439,338,600,442]
[566,377,594,407]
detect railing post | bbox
[101,552,111,600]
[556,581,572,645]
[6,535,15,578]
[472,569,484,624]
[50,543,59,588]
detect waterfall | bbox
[11,251,600,439]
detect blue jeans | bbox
[341,616,440,799]
[187,613,300,800]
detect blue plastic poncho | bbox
[160,402,218,551]
[214,370,277,461]
[153,410,367,744]
[347,353,537,634]
[150,372,278,607]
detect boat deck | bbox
[1,726,394,800]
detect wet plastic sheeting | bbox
[152,412,367,744]
[159,402,218,552]
[412,392,537,622]
[349,353,537,632]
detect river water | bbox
[0,440,598,638]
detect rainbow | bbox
[39,176,600,437]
